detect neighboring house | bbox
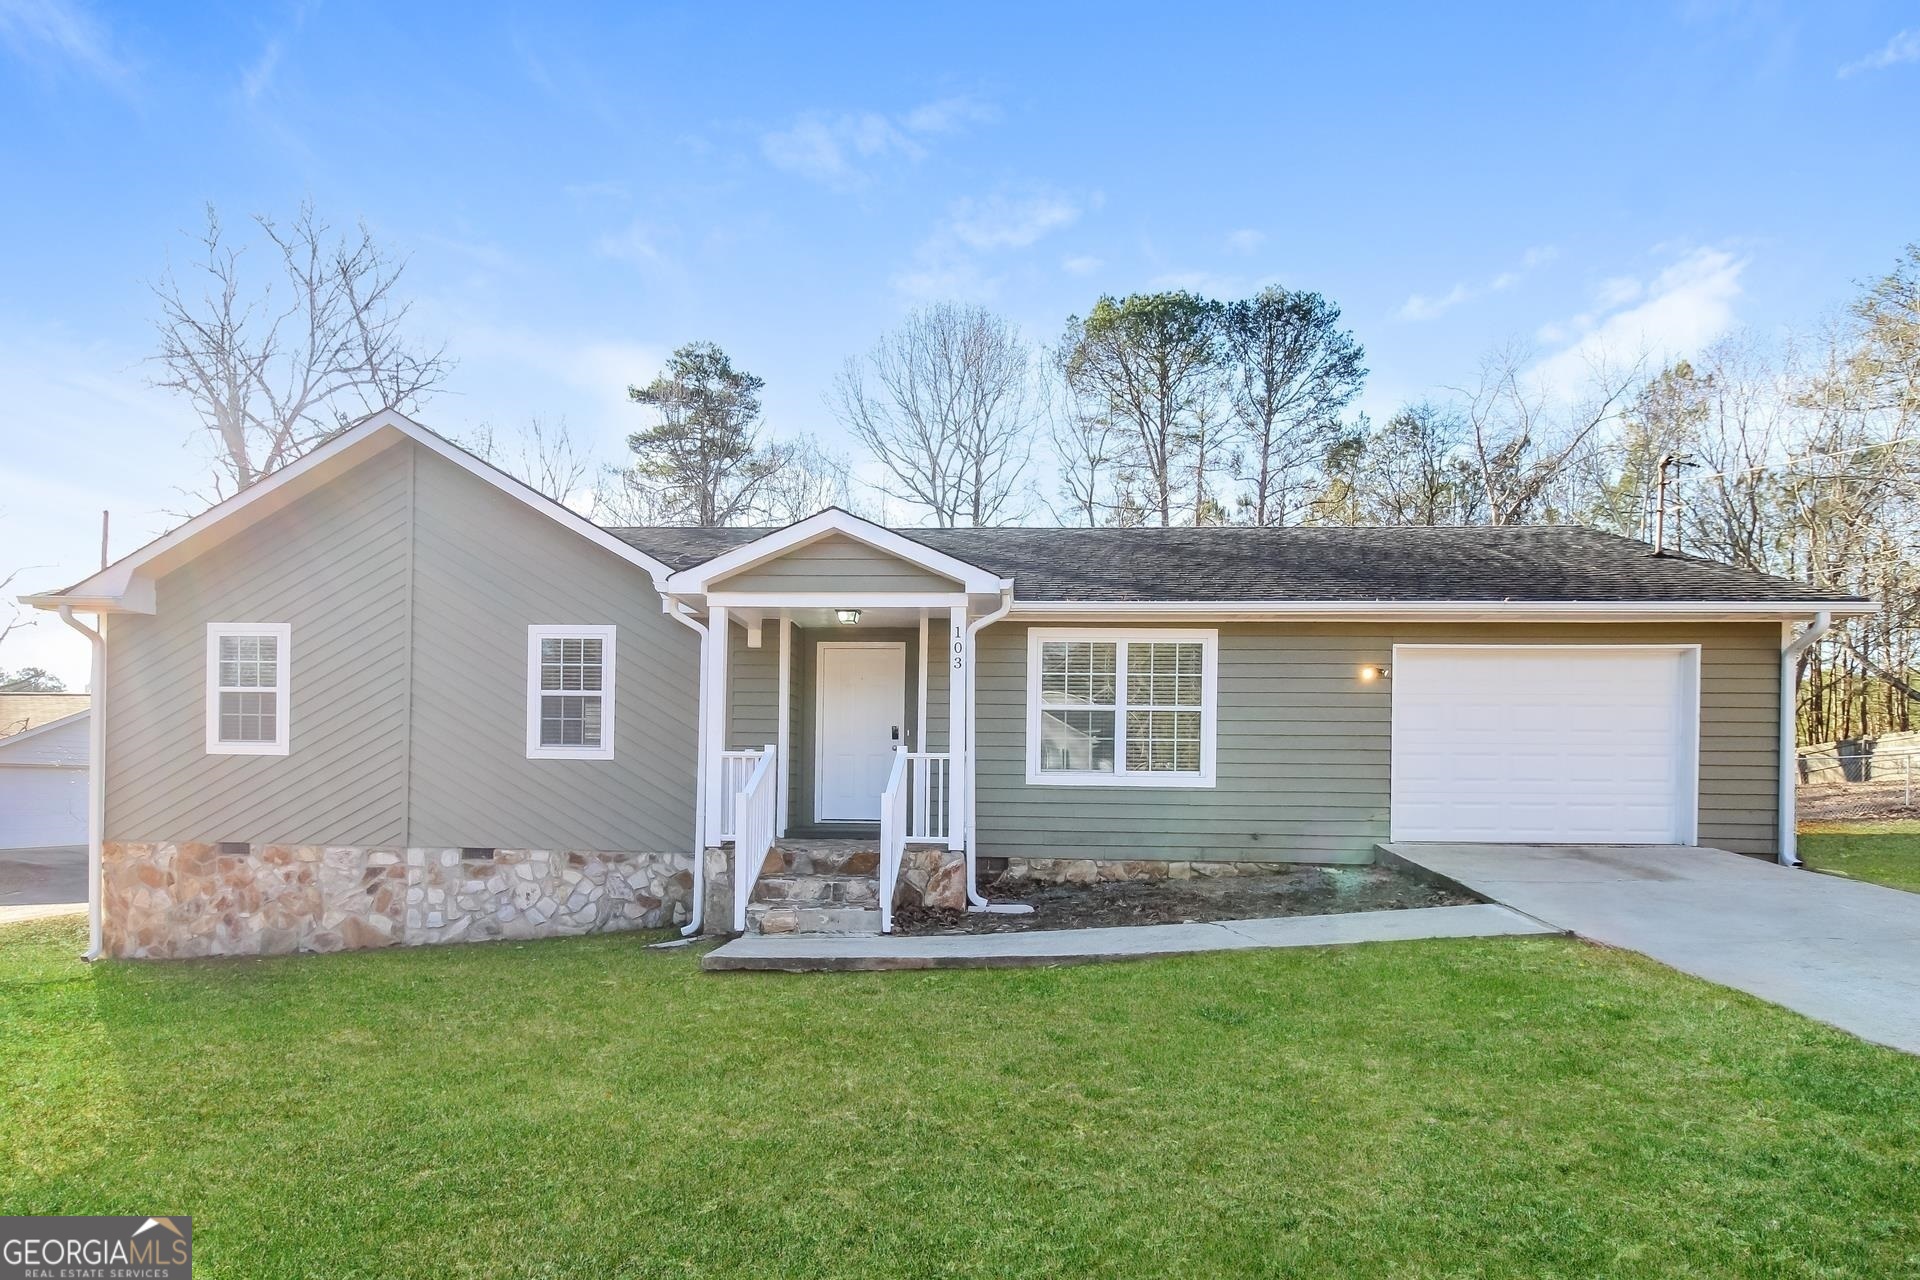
[0,694,90,850]
[21,411,1873,959]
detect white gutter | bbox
[1009,598,1877,620]
[665,601,710,935]
[962,588,1015,909]
[1777,610,1831,868]
[55,605,105,961]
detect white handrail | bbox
[905,752,952,844]
[717,750,763,842]
[878,746,909,933]
[731,743,778,932]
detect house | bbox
[0,694,90,849]
[21,411,1873,960]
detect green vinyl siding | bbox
[711,533,961,593]
[974,620,1782,864]
[104,439,699,854]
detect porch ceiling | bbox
[732,605,933,629]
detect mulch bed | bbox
[892,864,1478,935]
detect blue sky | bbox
[3,0,1918,685]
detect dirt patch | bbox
[892,864,1478,935]
[1798,779,1920,824]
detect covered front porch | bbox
[659,510,1015,935]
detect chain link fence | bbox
[1797,746,1919,822]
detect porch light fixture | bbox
[1359,664,1391,682]
[835,608,862,625]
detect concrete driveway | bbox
[0,845,86,926]
[1380,841,1920,1055]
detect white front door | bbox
[816,641,907,822]
[1390,645,1700,844]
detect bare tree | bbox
[1222,288,1368,526]
[1457,342,1640,525]
[759,436,858,523]
[831,303,1037,526]
[151,202,450,498]
[464,416,593,506]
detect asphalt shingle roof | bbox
[608,523,1864,605]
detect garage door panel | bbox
[1391,647,1699,845]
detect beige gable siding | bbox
[104,441,698,853]
[103,448,414,846]
[405,446,696,851]
[711,533,961,593]
[974,620,1781,864]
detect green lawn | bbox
[1799,821,1920,893]
[3,919,1919,1278]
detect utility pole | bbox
[1652,454,1694,556]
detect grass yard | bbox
[1799,821,1920,893]
[3,919,1919,1278]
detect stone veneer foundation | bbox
[997,857,1303,885]
[101,840,692,960]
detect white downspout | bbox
[666,600,710,935]
[962,588,1015,908]
[56,605,105,961]
[1778,610,1831,868]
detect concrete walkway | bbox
[1380,842,1920,1055]
[702,902,1558,971]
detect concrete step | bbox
[751,872,879,908]
[745,905,883,936]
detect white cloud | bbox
[594,219,674,272]
[948,192,1080,250]
[1397,244,1558,321]
[761,94,994,188]
[241,37,281,100]
[898,94,997,134]
[893,187,1086,302]
[0,0,128,83]
[1061,254,1104,276]
[1838,28,1920,77]
[1530,246,1748,392]
[1224,228,1265,255]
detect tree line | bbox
[12,202,1906,740]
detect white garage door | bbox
[0,767,88,849]
[1391,646,1699,844]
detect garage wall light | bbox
[1358,664,1391,682]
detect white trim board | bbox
[1007,599,1874,621]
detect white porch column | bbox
[916,610,929,752]
[704,604,730,841]
[948,602,968,850]
[776,610,792,836]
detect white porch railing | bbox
[730,743,778,933]
[906,752,952,844]
[717,750,765,843]
[878,747,909,934]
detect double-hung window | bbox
[1025,629,1217,787]
[205,622,291,756]
[526,625,616,760]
